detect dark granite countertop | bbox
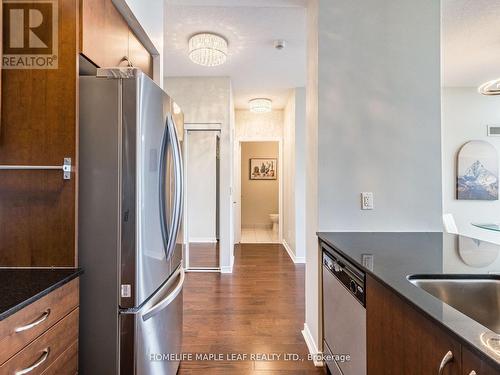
[318,232,500,369]
[0,268,83,321]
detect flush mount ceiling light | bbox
[478,78,500,96]
[249,98,272,113]
[188,33,228,67]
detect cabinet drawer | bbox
[0,279,79,365]
[0,308,78,375]
[40,340,78,375]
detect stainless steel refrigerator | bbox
[78,68,184,375]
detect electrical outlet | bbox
[361,192,374,210]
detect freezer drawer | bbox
[120,267,184,375]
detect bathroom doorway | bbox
[236,140,281,244]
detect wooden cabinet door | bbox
[128,30,153,77]
[367,275,461,375]
[0,0,78,267]
[1,0,2,133]
[81,0,153,77]
[462,346,499,375]
[80,0,128,68]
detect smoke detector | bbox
[274,40,286,50]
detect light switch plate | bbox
[361,192,374,210]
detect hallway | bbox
[178,244,325,374]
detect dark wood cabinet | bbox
[127,29,153,77]
[80,0,129,68]
[462,346,499,375]
[0,279,79,372]
[367,275,461,375]
[0,0,3,133]
[0,0,154,267]
[80,0,152,77]
[0,0,78,267]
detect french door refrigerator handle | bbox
[165,114,183,260]
[158,119,170,255]
[142,267,185,321]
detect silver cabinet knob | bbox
[468,371,477,375]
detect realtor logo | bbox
[2,0,58,69]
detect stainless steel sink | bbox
[408,275,500,334]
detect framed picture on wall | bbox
[457,140,499,200]
[249,158,277,180]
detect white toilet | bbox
[269,214,279,232]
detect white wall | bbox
[235,110,283,139]
[165,77,234,272]
[295,88,307,261]
[229,84,235,262]
[304,0,442,357]
[442,87,500,243]
[283,88,307,262]
[283,93,296,252]
[317,0,442,232]
[187,131,218,242]
[124,0,164,52]
[303,0,320,358]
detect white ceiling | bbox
[442,0,500,87]
[164,0,306,109]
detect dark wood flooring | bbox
[178,243,326,374]
[188,242,220,268]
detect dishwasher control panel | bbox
[323,249,365,306]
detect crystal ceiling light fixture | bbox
[188,33,228,67]
[249,98,272,113]
[478,78,500,96]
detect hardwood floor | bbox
[179,243,326,374]
[188,242,220,268]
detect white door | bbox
[185,130,220,268]
[233,142,242,244]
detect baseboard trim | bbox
[189,237,218,243]
[282,240,306,264]
[301,323,323,367]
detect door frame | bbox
[183,125,222,272]
[235,136,283,244]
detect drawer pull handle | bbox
[15,309,51,333]
[15,348,50,375]
[438,351,453,374]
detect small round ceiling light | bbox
[249,98,272,113]
[188,33,228,67]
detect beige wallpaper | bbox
[241,142,279,228]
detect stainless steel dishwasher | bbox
[322,245,366,375]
